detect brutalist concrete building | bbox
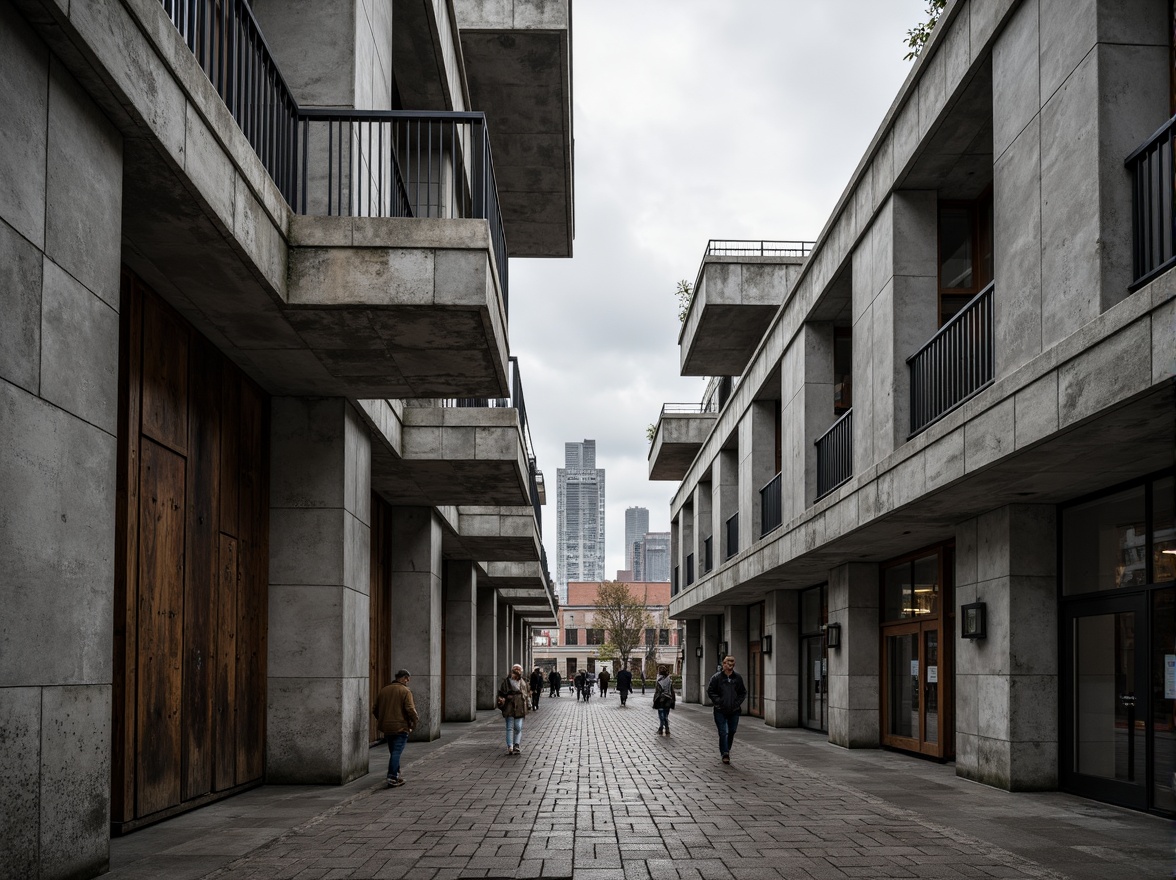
[0,0,571,875]
[649,0,1174,817]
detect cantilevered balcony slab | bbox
[443,506,542,562]
[371,406,528,506]
[680,246,810,377]
[649,406,716,481]
[455,0,574,257]
[483,561,557,625]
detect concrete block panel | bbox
[39,260,120,435]
[1058,319,1151,427]
[40,684,110,879]
[343,588,370,681]
[917,45,947,139]
[232,183,285,296]
[267,584,345,679]
[1007,739,1059,790]
[269,507,346,587]
[1013,372,1059,450]
[973,735,1012,788]
[955,671,979,737]
[963,396,1014,473]
[1098,0,1168,44]
[956,730,979,777]
[0,687,41,876]
[291,247,436,307]
[892,97,920,177]
[251,0,357,107]
[183,102,237,228]
[0,384,115,688]
[0,2,48,248]
[1154,295,1176,384]
[442,425,477,459]
[344,404,372,526]
[1008,673,1058,745]
[994,118,1043,374]
[976,507,1011,583]
[45,61,122,310]
[1039,0,1096,102]
[0,220,43,394]
[977,674,1011,741]
[943,7,973,98]
[267,677,367,784]
[971,0,1018,61]
[435,249,493,306]
[954,516,979,588]
[924,426,964,491]
[891,192,937,279]
[345,511,371,597]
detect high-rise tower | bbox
[556,440,606,601]
[624,506,649,572]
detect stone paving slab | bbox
[157,693,1166,880]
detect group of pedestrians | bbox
[372,653,748,787]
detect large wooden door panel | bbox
[214,533,239,791]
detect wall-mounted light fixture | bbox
[823,622,841,650]
[961,601,987,639]
[695,646,704,658]
[717,641,729,657]
[761,634,773,656]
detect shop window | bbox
[938,194,993,325]
[1154,475,1175,582]
[1062,486,1148,595]
[882,553,939,621]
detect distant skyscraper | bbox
[639,532,671,583]
[624,507,649,571]
[556,440,606,601]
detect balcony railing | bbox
[685,553,695,586]
[907,283,994,436]
[705,240,815,258]
[815,408,853,499]
[1127,114,1176,290]
[158,0,508,305]
[725,512,739,560]
[703,536,713,574]
[760,472,782,536]
[660,402,710,415]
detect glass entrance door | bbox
[881,621,946,755]
[1063,594,1149,810]
[801,635,827,731]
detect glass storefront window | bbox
[883,555,939,620]
[1153,588,1175,812]
[913,555,938,616]
[884,564,910,621]
[1062,486,1147,595]
[1154,476,1175,583]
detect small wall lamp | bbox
[695,646,703,658]
[823,622,841,650]
[961,601,987,639]
[761,634,773,656]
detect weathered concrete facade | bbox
[652,0,1174,817]
[0,0,569,875]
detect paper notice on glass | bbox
[1165,655,1176,699]
[814,661,822,683]
[928,666,938,684]
[911,660,919,678]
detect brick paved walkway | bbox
[188,692,1152,880]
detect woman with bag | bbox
[497,663,530,755]
[653,664,676,736]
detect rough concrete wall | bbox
[713,450,738,559]
[267,398,372,783]
[475,584,498,708]
[0,6,122,875]
[782,324,835,518]
[827,563,880,749]
[356,0,395,110]
[955,505,1058,791]
[683,619,701,703]
[252,0,359,107]
[444,560,478,721]
[764,590,799,728]
[693,482,712,572]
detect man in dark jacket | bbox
[615,666,633,706]
[529,667,544,710]
[706,655,746,764]
[574,669,586,701]
[597,667,611,698]
[548,668,562,697]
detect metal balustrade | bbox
[1127,114,1176,289]
[907,283,994,436]
[725,512,739,560]
[705,240,815,258]
[815,408,853,499]
[760,472,782,536]
[158,0,508,305]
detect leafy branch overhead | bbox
[904,0,946,61]
[676,280,693,323]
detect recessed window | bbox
[938,194,993,325]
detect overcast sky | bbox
[507,0,929,579]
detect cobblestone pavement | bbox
[175,692,1169,880]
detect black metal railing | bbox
[685,553,695,586]
[661,402,711,415]
[725,512,739,560]
[760,472,782,536]
[159,0,508,305]
[703,535,713,573]
[706,240,815,258]
[815,408,853,499]
[1127,114,1176,289]
[907,283,994,436]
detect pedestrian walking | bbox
[529,667,544,710]
[653,664,675,735]
[707,655,747,764]
[497,663,530,755]
[548,668,562,697]
[372,668,418,787]
[616,665,633,706]
[598,667,611,698]
[573,669,586,701]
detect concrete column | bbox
[268,398,372,781]
[724,604,748,674]
[443,560,477,721]
[764,590,799,728]
[714,450,739,560]
[496,596,510,680]
[828,563,880,748]
[782,323,835,517]
[738,402,777,547]
[956,505,1057,790]
[851,191,937,466]
[475,584,498,709]
[701,614,721,697]
[681,502,695,587]
[694,482,713,574]
[389,507,442,741]
[0,13,123,871]
[683,619,702,703]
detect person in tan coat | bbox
[373,669,418,787]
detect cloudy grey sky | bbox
[507,0,929,579]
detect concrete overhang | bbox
[648,408,716,481]
[485,561,558,624]
[454,0,574,257]
[680,256,806,377]
[443,505,542,561]
[371,406,529,506]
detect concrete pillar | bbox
[694,482,713,574]
[389,507,443,742]
[496,596,510,680]
[0,12,123,871]
[782,323,835,517]
[681,502,695,586]
[956,505,1057,790]
[714,450,739,560]
[683,619,702,703]
[475,584,498,709]
[828,563,880,748]
[764,590,799,728]
[444,560,477,721]
[851,191,938,467]
[701,614,722,697]
[739,402,777,547]
[724,604,748,674]
[268,398,372,781]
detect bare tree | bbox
[594,581,653,671]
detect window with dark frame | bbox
[938,192,994,326]
[564,628,579,646]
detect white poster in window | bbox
[814,661,822,683]
[1165,655,1176,700]
[910,660,919,678]
[928,665,938,684]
